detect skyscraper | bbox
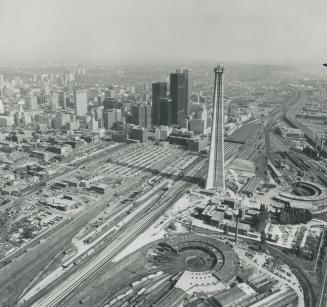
[152,82,167,126]
[24,94,38,111]
[74,89,88,116]
[206,65,225,191]
[131,104,151,128]
[158,98,173,126]
[170,70,189,126]
[103,109,121,130]
[58,91,67,109]
[144,105,151,129]
[183,69,191,114]
[0,99,4,114]
[51,91,60,111]
[103,98,120,110]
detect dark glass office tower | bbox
[152,82,167,126]
[170,70,189,126]
[158,98,173,126]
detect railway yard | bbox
[1,87,327,307]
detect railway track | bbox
[266,246,316,307]
[0,144,192,306]
[28,158,204,307]
[0,182,141,303]
[21,143,127,197]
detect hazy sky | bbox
[1,0,327,65]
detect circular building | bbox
[147,233,239,284]
[273,181,327,211]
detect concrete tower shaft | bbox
[206,64,225,190]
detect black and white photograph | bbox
[0,0,327,306]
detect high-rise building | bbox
[183,69,191,114]
[103,98,120,110]
[152,82,167,126]
[0,115,14,127]
[105,88,116,99]
[206,65,225,191]
[129,126,148,143]
[158,98,173,126]
[74,89,88,116]
[189,104,207,134]
[93,106,104,121]
[0,99,4,114]
[170,70,189,126]
[144,105,151,128]
[103,109,122,130]
[51,91,60,111]
[24,95,38,111]
[189,118,206,135]
[53,113,71,129]
[131,104,151,128]
[58,91,67,109]
[89,112,99,131]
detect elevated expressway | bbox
[284,89,327,155]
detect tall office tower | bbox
[152,82,167,126]
[89,112,99,131]
[0,99,4,114]
[103,109,122,130]
[103,98,120,110]
[52,91,67,109]
[144,105,151,128]
[0,73,3,97]
[53,113,71,129]
[183,69,191,114]
[170,70,189,126]
[25,95,38,111]
[74,89,88,116]
[39,94,51,106]
[158,98,173,126]
[131,104,152,128]
[51,91,60,111]
[59,91,67,109]
[131,104,143,126]
[206,64,225,191]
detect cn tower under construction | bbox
[206,64,225,191]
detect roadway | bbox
[284,89,326,155]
